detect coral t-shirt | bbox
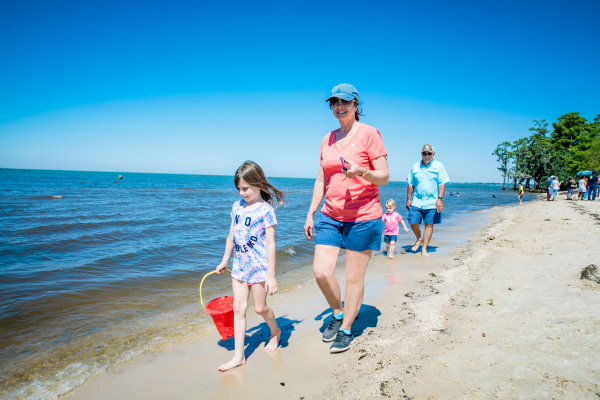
[320,123,387,222]
[382,212,403,235]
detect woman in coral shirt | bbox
[304,83,389,354]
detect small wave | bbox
[31,195,64,200]
[7,218,165,238]
[281,246,296,256]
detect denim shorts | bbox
[314,212,383,251]
[408,206,442,225]
[384,235,398,243]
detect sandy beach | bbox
[63,196,600,400]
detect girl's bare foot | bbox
[388,254,395,259]
[264,328,281,352]
[411,239,422,252]
[218,356,246,371]
[421,249,429,257]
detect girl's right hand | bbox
[215,262,227,274]
[304,215,314,240]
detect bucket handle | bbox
[199,269,231,312]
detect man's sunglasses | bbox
[422,152,433,156]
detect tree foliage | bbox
[494,114,599,189]
[585,136,600,172]
[492,142,511,189]
[552,112,598,174]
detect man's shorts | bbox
[384,235,398,243]
[314,212,383,251]
[408,206,442,225]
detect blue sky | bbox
[1,0,598,182]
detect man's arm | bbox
[406,184,414,211]
[436,184,445,213]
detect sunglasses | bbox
[329,98,354,107]
[422,152,433,156]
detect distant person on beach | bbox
[567,176,576,200]
[382,199,409,259]
[215,161,286,371]
[551,177,562,201]
[547,175,555,201]
[406,144,450,256]
[304,83,389,353]
[518,183,524,205]
[456,192,460,197]
[450,192,453,196]
[588,170,598,201]
[578,176,587,200]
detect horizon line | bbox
[0,167,505,184]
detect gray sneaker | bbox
[322,317,343,342]
[330,330,354,353]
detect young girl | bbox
[382,199,409,259]
[215,161,286,371]
[517,183,524,205]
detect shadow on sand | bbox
[315,303,381,337]
[401,244,439,254]
[217,315,301,359]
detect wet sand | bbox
[64,197,600,399]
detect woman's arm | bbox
[343,156,389,185]
[304,166,327,240]
[216,220,235,273]
[265,226,277,295]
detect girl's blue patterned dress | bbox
[230,200,277,284]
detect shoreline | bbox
[62,204,501,399]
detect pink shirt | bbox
[320,123,388,222]
[382,212,403,235]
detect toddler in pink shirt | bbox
[382,199,409,259]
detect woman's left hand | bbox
[342,159,365,179]
[265,276,278,295]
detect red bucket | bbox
[200,270,235,341]
[205,296,235,340]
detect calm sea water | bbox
[0,170,529,399]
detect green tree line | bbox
[493,112,600,190]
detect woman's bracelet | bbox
[360,168,369,177]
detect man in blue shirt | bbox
[406,144,450,256]
[588,170,598,201]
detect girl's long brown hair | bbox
[234,161,286,209]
